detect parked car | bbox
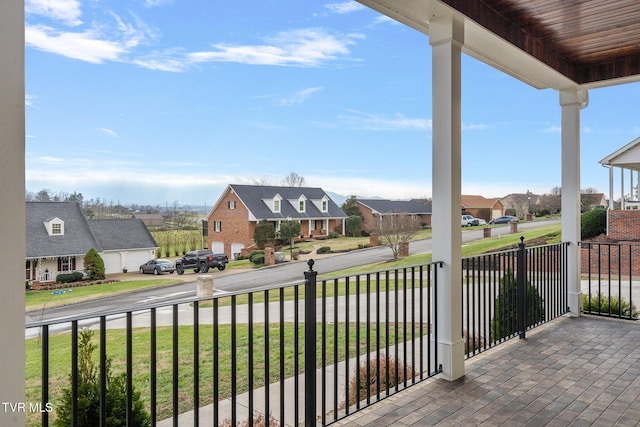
[489,215,519,224]
[461,215,479,227]
[462,215,486,226]
[139,259,176,275]
[175,249,229,275]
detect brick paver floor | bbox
[332,315,640,426]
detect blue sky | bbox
[25,0,640,207]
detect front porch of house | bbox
[25,256,84,287]
[333,315,640,426]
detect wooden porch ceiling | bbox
[357,0,640,89]
[444,0,640,85]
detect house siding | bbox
[358,204,378,231]
[208,189,254,257]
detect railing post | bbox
[517,236,526,339]
[304,259,317,427]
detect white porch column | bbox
[0,1,26,425]
[430,15,465,381]
[621,168,625,210]
[608,166,614,210]
[560,88,588,316]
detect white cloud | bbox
[338,110,432,131]
[99,128,118,138]
[325,2,366,15]
[26,24,127,63]
[26,94,37,108]
[144,0,173,7]
[373,15,396,25]
[132,52,190,72]
[26,11,157,65]
[188,28,358,67]
[279,87,324,106]
[542,124,561,133]
[109,11,158,49]
[26,0,83,27]
[463,122,491,131]
[309,175,431,200]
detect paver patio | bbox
[332,315,640,426]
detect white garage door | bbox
[231,243,245,260]
[211,241,224,254]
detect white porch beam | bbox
[0,1,26,425]
[430,15,465,381]
[560,88,588,316]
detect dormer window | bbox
[44,217,64,236]
[321,196,329,213]
[273,194,282,213]
[298,195,307,213]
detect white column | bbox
[620,168,625,210]
[0,1,26,425]
[560,88,588,316]
[608,167,614,210]
[430,15,464,381]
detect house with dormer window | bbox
[206,184,347,259]
[26,202,158,284]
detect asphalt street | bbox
[25,219,559,327]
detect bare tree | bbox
[581,187,599,194]
[253,176,272,186]
[375,214,422,260]
[281,172,305,187]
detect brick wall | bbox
[358,204,377,231]
[207,189,253,257]
[581,242,640,277]
[607,210,640,240]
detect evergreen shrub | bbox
[580,208,607,240]
[489,270,544,341]
[55,329,151,427]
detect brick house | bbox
[461,195,504,222]
[357,199,432,232]
[206,184,347,259]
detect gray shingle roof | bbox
[26,202,158,259]
[229,184,347,220]
[358,199,432,214]
[26,202,101,258]
[88,219,158,250]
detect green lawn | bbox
[25,279,180,312]
[25,322,426,425]
[323,222,561,277]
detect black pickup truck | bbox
[175,249,228,275]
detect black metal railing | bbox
[581,241,640,320]
[462,239,569,358]
[26,260,442,427]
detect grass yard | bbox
[25,279,180,312]
[25,321,428,425]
